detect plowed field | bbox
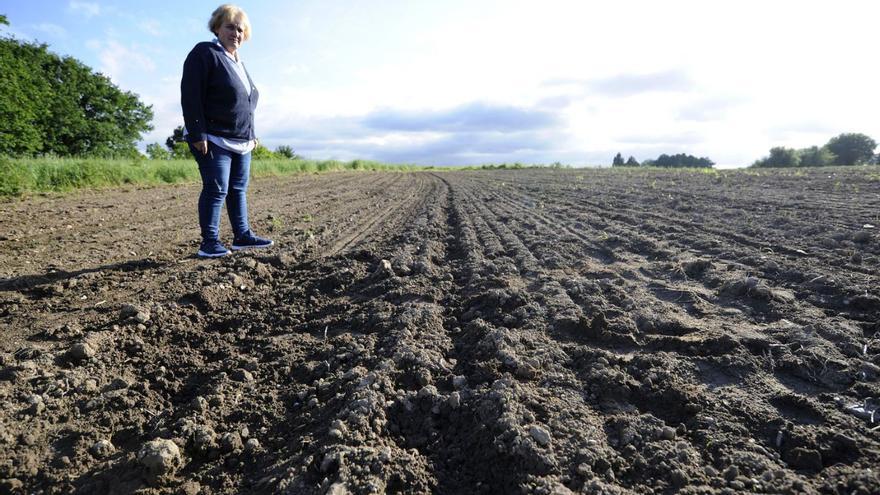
[1,167,879,494]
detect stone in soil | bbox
[529,425,552,446]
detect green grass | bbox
[0,156,437,198]
[25,157,866,198]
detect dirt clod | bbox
[220,432,243,453]
[90,439,115,459]
[68,342,95,361]
[137,438,183,483]
[232,369,254,383]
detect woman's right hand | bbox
[194,140,208,155]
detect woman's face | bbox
[217,19,245,53]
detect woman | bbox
[181,4,274,257]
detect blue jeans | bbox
[190,141,251,242]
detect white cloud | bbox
[281,63,311,76]
[138,19,162,37]
[87,39,156,84]
[68,1,101,18]
[31,23,67,38]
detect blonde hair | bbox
[208,4,252,41]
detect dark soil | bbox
[1,167,879,494]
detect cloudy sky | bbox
[3,1,879,167]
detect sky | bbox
[2,0,880,167]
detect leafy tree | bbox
[753,147,799,168]
[146,142,170,160]
[275,145,297,159]
[651,153,714,168]
[0,14,7,26]
[0,26,152,156]
[165,126,185,151]
[625,156,640,167]
[0,38,50,155]
[612,152,625,167]
[797,146,836,167]
[825,133,876,165]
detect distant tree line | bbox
[0,15,153,157]
[612,152,714,168]
[752,133,877,167]
[145,126,300,160]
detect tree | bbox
[825,133,877,165]
[797,146,836,167]
[0,15,8,26]
[165,126,185,151]
[625,156,640,167]
[146,143,170,160]
[651,153,714,168]
[612,153,625,167]
[0,27,153,156]
[0,38,50,155]
[275,145,297,159]
[752,147,799,168]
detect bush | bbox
[146,143,170,160]
[0,157,28,196]
[753,147,799,168]
[797,146,836,167]
[251,144,276,160]
[275,145,297,159]
[171,142,190,160]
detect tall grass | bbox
[0,156,433,198]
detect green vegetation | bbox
[643,153,714,168]
[825,133,877,165]
[611,154,641,167]
[752,132,877,167]
[0,156,431,198]
[0,25,153,157]
[275,145,298,159]
[611,152,713,168]
[148,125,302,161]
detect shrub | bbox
[146,143,170,160]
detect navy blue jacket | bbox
[181,41,259,143]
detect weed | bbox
[267,214,283,232]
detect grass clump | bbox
[0,156,433,198]
[0,156,200,197]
